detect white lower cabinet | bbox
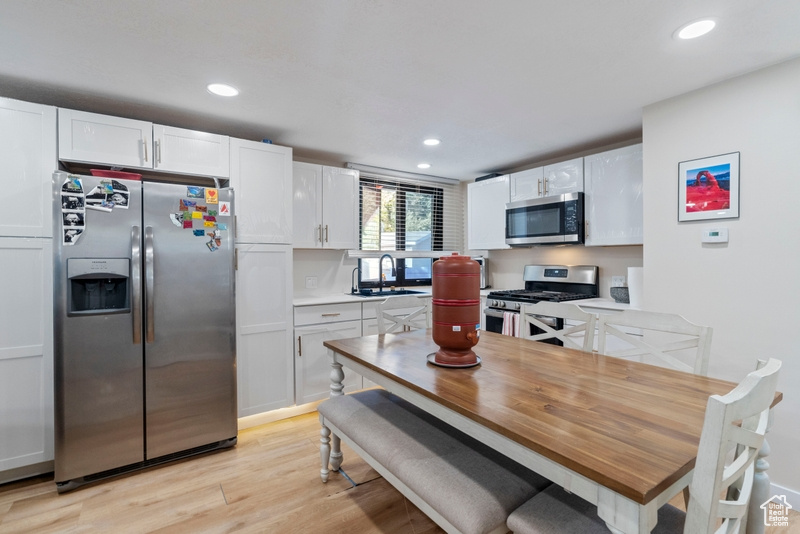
[235,244,293,417]
[0,238,54,483]
[294,303,363,405]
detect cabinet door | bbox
[543,157,584,197]
[584,144,643,246]
[58,109,152,169]
[230,139,293,244]
[153,125,230,178]
[321,166,359,249]
[235,244,294,417]
[294,320,362,405]
[467,175,510,250]
[0,238,53,479]
[509,167,544,202]
[0,98,56,238]
[292,162,323,248]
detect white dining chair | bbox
[375,296,432,334]
[506,358,782,534]
[520,301,596,352]
[597,309,712,375]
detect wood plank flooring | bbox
[1,412,798,533]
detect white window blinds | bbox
[357,171,463,253]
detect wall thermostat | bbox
[702,227,729,243]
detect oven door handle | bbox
[484,308,514,319]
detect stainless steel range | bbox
[485,265,598,341]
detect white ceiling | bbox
[1,1,799,180]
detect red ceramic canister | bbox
[432,253,481,365]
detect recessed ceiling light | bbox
[423,139,440,146]
[675,19,716,39]
[207,83,239,97]
[417,163,431,169]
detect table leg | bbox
[329,350,345,397]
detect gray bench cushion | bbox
[319,389,551,534]
[506,484,686,533]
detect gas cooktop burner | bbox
[487,289,596,303]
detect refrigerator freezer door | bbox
[54,174,145,483]
[141,182,236,459]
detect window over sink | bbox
[358,176,444,288]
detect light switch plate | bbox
[305,276,318,289]
[612,276,626,287]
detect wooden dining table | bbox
[323,329,780,534]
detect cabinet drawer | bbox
[294,302,361,326]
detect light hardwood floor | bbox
[1,412,797,533]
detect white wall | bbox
[643,58,800,497]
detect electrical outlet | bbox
[305,276,318,289]
[612,276,626,287]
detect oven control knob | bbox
[513,302,521,311]
[497,301,505,308]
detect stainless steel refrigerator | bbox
[53,171,237,492]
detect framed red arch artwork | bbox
[678,152,740,222]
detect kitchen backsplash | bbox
[293,245,642,299]
[483,245,643,296]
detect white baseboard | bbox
[237,400,323,430]
[771,482,800,508]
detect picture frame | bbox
[678,152,740,222]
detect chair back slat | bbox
[684,358,781,534]
[597,310,712,375]
[520,301,596,352]
[375,296,432,334]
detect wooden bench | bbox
[318,389,551,534]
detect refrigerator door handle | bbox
[131,226,142,344]
[145,226,155,343]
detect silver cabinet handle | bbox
[297,336,302,357]
[156,139,162,164]
[321,313,341,317]
[143,137,148,163]
[131,226,142,344]
[145,226,155,343]
[537,179,542,196]
[318,224,323,243]
[325,224,329,243]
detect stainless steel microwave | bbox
[505,192,585,246]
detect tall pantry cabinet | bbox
[229,139,295,418]
[0,98,57,483]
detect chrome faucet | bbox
[378,254,396,293]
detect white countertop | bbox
[575,297,637,311]
[293,288,433,307]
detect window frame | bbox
[358,178,444,289]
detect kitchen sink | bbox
[353,289,426,297]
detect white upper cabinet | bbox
[153,125,229,177]
[58,109,151,169]
[0,98,56,238]
[467,175,510,250]
[584,144,643,246]
[509,167,544,202]
[59,109,230,178]
[230,139,293,244]
[509,157,583,202]
[292,162,359,249]
[543,157,584,197]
